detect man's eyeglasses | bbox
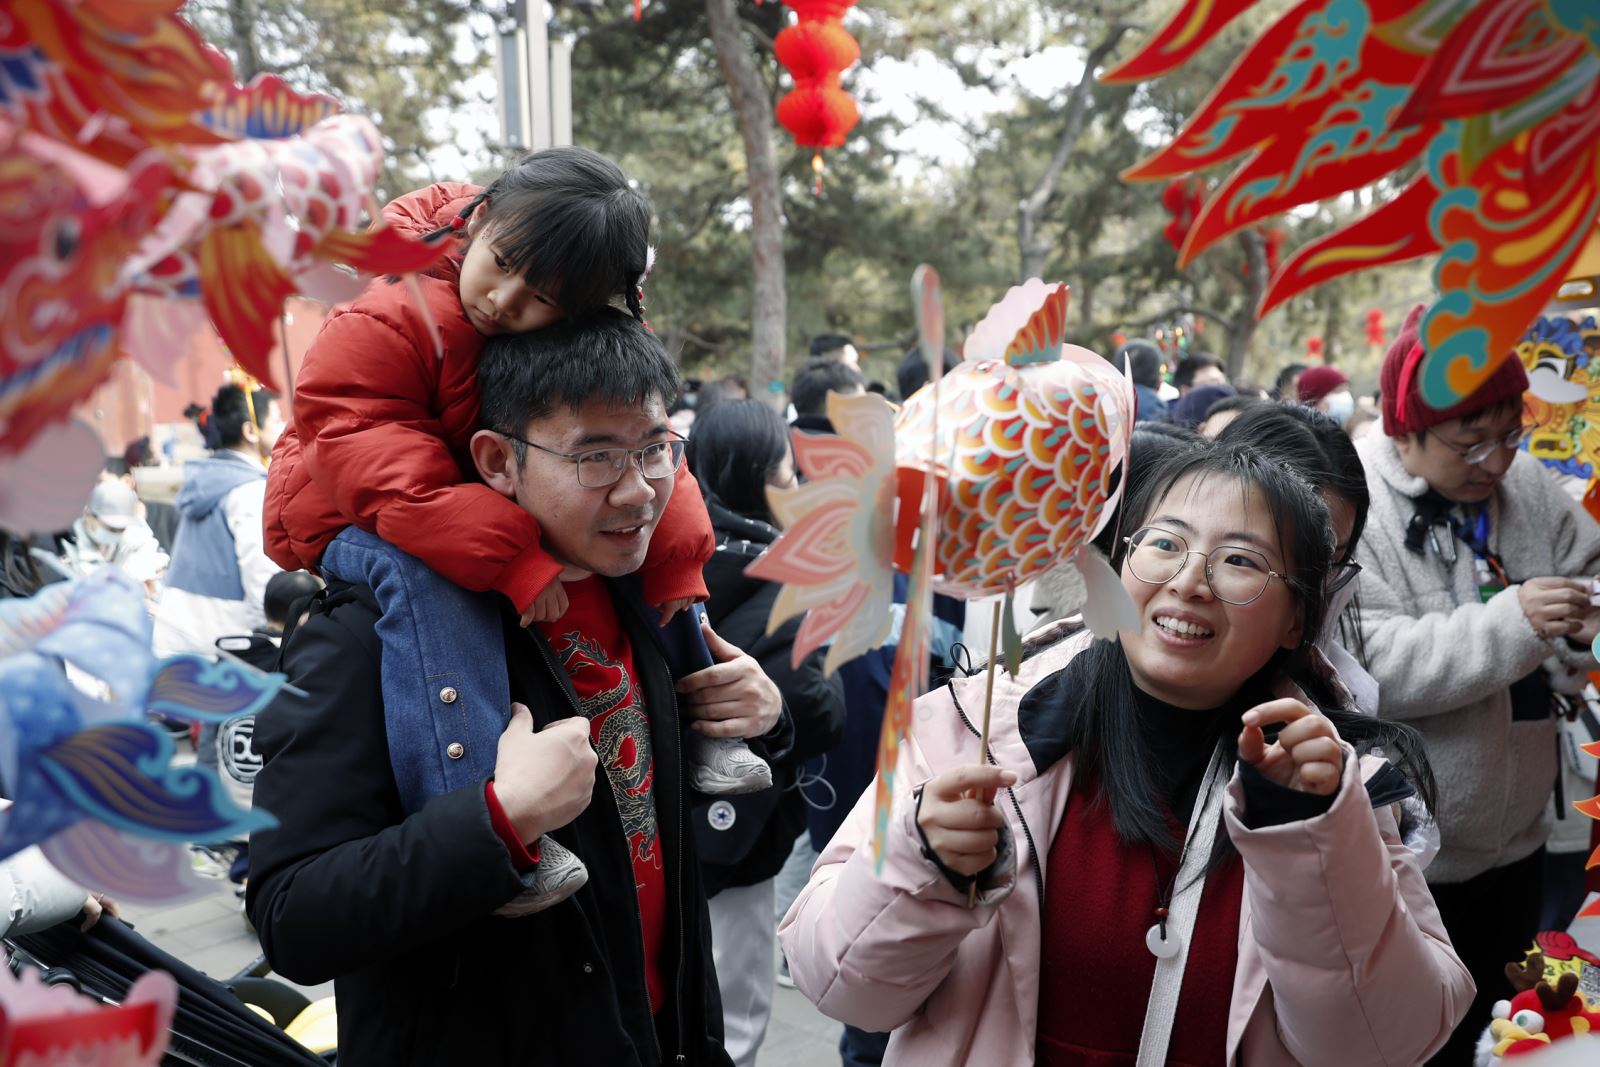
[1121,526,1287,606]
[502,432,686,488]
[1429,421,1531,465]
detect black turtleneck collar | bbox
[790,413,834,436]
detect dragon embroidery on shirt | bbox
[556,631,659,867]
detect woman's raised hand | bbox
[1238,698,1344,796]
[914,765,1017,876]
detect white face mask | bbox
[1324,390,1355,425]
[86,523,123,549]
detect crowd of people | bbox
[6,143,1599,1067]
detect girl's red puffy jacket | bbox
[263,182,713,612]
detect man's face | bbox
[458,214,566,337]
[257,399,286,454]
[1183,365,1227,394]
[504,395,675,577]
[1394,405,1524,504]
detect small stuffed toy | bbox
[1475,952,1600,1064]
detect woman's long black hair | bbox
[1215,403,1372,665]
[685,398,791,524]
[1059,442,1436,858]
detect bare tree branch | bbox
[1016,22,1135,281]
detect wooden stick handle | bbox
[968,598,1005,909]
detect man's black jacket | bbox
[247,581,738,1066]
[694,491,845,897]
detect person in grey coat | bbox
[1353,305,1600,1065]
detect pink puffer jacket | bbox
[778,630,1474,1066]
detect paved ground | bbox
[120,874,842,1065]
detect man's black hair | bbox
[1273,362,1307,400]
[1117,339,1164,390]
[210,384,276,449]
[1170,351,1225,390]
[477,307,681,460]
[896,346,962,400]
[264,570,324,627]
[1202,393,1265,422]
[438,146,652,323]
[791,358,864,418]
[808,334,854,360]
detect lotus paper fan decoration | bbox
[1108,0,1600,411]
[746,390,899,675]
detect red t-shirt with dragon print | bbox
[534,577,668,1012]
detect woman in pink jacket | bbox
[780,443,1473,1066]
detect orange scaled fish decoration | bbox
[1105,0,1600,411]
[774,0,861,194]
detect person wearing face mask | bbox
[58,478,168,595]
[1353,305,1600,1066]
[1297,365,1357,429]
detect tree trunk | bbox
[1321,284,1344,365]
[705,0,787,405]
[1225,229,1270,379]
[1016,24,1133,282]
[225,0,262,81]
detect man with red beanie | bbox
[1296,364,1355,426]
[1353,304,1600,1064]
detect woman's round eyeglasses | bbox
[1121,526,1288,606]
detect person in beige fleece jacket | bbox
[1354,306,1600,1066]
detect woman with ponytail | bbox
[780,442,1472,1066]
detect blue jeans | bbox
[321,528,510,815]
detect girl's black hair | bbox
[1059,442,1436,860]
[438,146,651,322]
[1215,403,1371,664]
[685,398,791,524]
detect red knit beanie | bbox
[1380,303,1528,436]
[1296,365,1349,405]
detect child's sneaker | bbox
[495,835,588,917]
[686,734,772,795]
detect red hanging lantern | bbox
[775,0,860,194]
[1365,307,1385,347]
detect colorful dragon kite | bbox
[1107,0,1600,412]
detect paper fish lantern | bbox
[751,274,1139,677]
[0,121,171,456]
[893,280,1138,632]
[127,113,449,391]
[0,965,176,1067]
[0,570,285,902]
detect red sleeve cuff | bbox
[484,781,540,871]
[492,541,566,614]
